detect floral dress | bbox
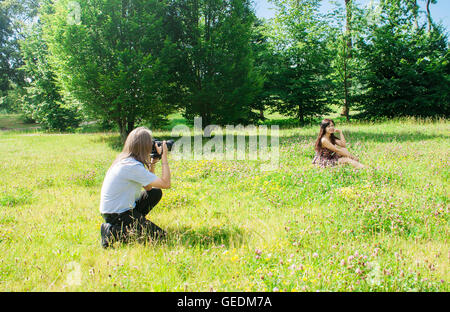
[312,147,340,168]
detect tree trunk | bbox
[341,0,352,121]
[127,120,134,135]
[298,104,304,124]
[259,109,264,120]
[413,0,419,29]
[117,116,134,143]
[118,121,128,143]
[426,0,432,33]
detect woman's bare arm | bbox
[321,137,352,158]
[334,129,346,147]
[144,141,171,190]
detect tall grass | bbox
[0,118,448,291]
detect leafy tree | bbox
[327,0,360,120]
[0,0,39,112]
[357,0,449,118]
[266,0,333,123]
[249,17,276,121]
[165,0,263,126]
[0,2,18,110]
[20,19,81,131]
[42,0,175,141]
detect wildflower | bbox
[313,252,319,258]
[273,287,279,292]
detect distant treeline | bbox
[0,0,448,138]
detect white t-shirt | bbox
[99,157,157,214]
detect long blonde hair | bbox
[112,127,153,169]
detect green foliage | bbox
[356,0,449,118]
[248,18,273,121]
[266,0,333,123]
[0,83,26,113]
[0,0,39,111]
[0,187,33,207]
[0,3,17,109]
[326,0,368,119]
[1,0,449,133]
[42,0,175,140]
[165,0,263,125]
[0,118,448,291]
[20,20,81,131]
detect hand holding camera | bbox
[151,139,174,160]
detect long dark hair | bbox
[314,119,338,152]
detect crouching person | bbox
[99,127,171,248]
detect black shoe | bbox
[101,223,113,248]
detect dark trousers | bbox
[102,188,165,242]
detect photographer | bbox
[99,127,171,248]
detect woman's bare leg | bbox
[338,157,365,169]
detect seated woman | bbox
[312,119,364,169]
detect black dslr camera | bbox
[151,139,174,159]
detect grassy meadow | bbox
[0,114,448,291]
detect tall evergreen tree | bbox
[249,17,276,121]
[165,0,263,126]
[267,0,333,123]
[357,0,449,118]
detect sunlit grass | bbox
[0,117,448,291]
[0,114,38,130]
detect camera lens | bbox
[151,139,174,158]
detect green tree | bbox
[20,18,81,131]
[165,0,263,126]
[249,17,276,121]
[0,1,19,110]
[327,0,368,120]
[42,0,175,141]
[0,0,39,112]
[267,0,333,123]
[357,0,449,118]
